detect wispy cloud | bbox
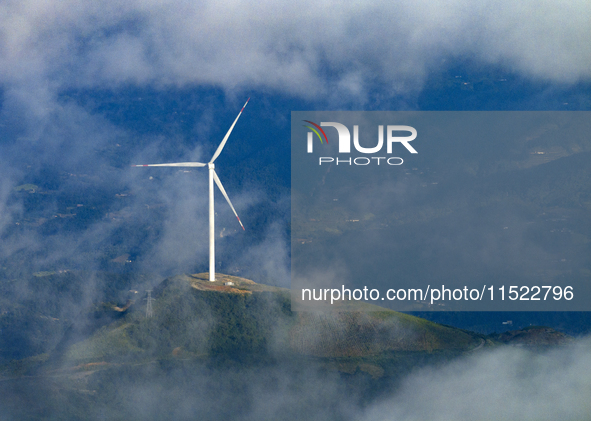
[1,0,589,100]
[364,339,591,421]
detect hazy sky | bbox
[0,0,588,304]
[1,1,591,420]
[0,0,589,318]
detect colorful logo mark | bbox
[302,120,328,145]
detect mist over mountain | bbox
[0,274,582,420]
[1,0,590,419]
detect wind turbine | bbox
[133,98,249,282]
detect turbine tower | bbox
[133,99,249,282]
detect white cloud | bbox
[1,0,589,99]
[364,339,591,421]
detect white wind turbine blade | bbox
[131,162,207,167]
[213,170,245,230]
[210,98,250,164]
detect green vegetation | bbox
[61,275,295,364]
[13,184,38,192]
[0,273,573,420]
[47,274,484,371]
[32,271,57,277]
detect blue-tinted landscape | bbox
[1,2,590,419]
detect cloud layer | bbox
[364,339,591,421]
[1,0,590,101]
